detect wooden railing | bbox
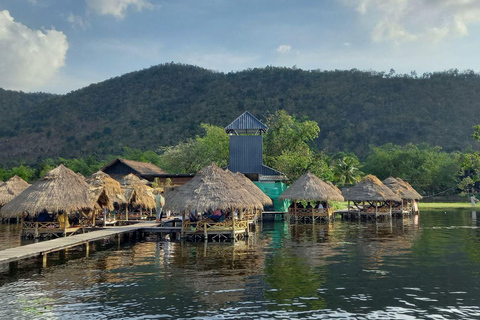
[183,219,249,233]
[23,221,61,230]
[289,207,334,217]
[360,206,391,214]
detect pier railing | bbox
[183,219,249,233]
[288,208,334,217]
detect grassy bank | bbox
[419,202,476,209]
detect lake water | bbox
[1,209,480,319]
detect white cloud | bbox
[343,0,480,43]
[66,13,88,30]
[276,44,292,53]
[0,10,68,91]
[86,0,154,18]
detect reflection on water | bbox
[1,210,480,318]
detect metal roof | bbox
[225,111,268,134]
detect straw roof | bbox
[119,173,156,210]
[0,175,31,206]
[87,171,127,205]
[342,175,402,202]
[382,177,418,200]
[0,165,94,218]
[102,158,166,176]
[279,171,344,201]
[164,163,264,213]
[230,171,273,206]
[396,178,423,200]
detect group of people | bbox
[290,201,330,209]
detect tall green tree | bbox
[332,153,363,186]
[264,110,333,182]
[159,123,229,173]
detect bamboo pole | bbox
[64,211,68,237]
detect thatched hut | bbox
[119,173,156,220]
[0,165,97,237]
[164,163,264,240]
[395,178,422,213]
[87,171,127,207]
[342,175,401,219]
[233,171,272,205]
[279,171,344,221]
[0,175,30,208]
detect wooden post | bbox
[375,201,378,220]
[181,211,186,238]
[389,200,393,219]
[231,208,236,242]
[294,201,297,222]
[35,221,39,238]
[140,208,143,220]
[125,204,129,221]
[92,211,96,227]
[103,209,107,227]
[42,253,47,268]
[63,211,68,237]
[85,242,89,257]
[326,200,330,221]
[204,220,207,241]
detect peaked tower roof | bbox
[225,111,268,134]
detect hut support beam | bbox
[63,211,68,237]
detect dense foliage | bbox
[1,64,480,165]
[363,143,461,195]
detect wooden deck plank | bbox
[0,222,158,265]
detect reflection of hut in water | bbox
[279,171,344,222]
[0,176,30,214]
[165,163,264,241]
[383,177,422,216]
[0,165,99,237]
[119,173,156,220]
[342,175,401,220]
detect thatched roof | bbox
[102,158,166,176]
[342,175,402,202]
[382,177,418,200]
[164,163,264,213]
[119,173,156,210]
[0,165,94,218]
[0,175,31,206]
[279,171,344,201]
[87,171,127,205]
[230,171,273,206]
[396,178,423,200]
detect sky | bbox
[2,0,480,94]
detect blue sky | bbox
[2,0,480,93]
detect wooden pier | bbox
[0,221,159,270]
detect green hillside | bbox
[1,63,479,165]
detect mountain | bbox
[1,63,480,165]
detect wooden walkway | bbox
[0,221,159,267]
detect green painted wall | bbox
[254,181,290,212]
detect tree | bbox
[363,143,460,195]
[264,110,332,181]
[332,153,363,186]
[159,124,229,173]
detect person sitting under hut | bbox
[57,212,70,229]
[38,210,52,222]
[315,201,323,209]
[306,202,313,209]
[296,202,304,209]
[211,209,222,222]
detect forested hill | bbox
[1,63,480,165]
